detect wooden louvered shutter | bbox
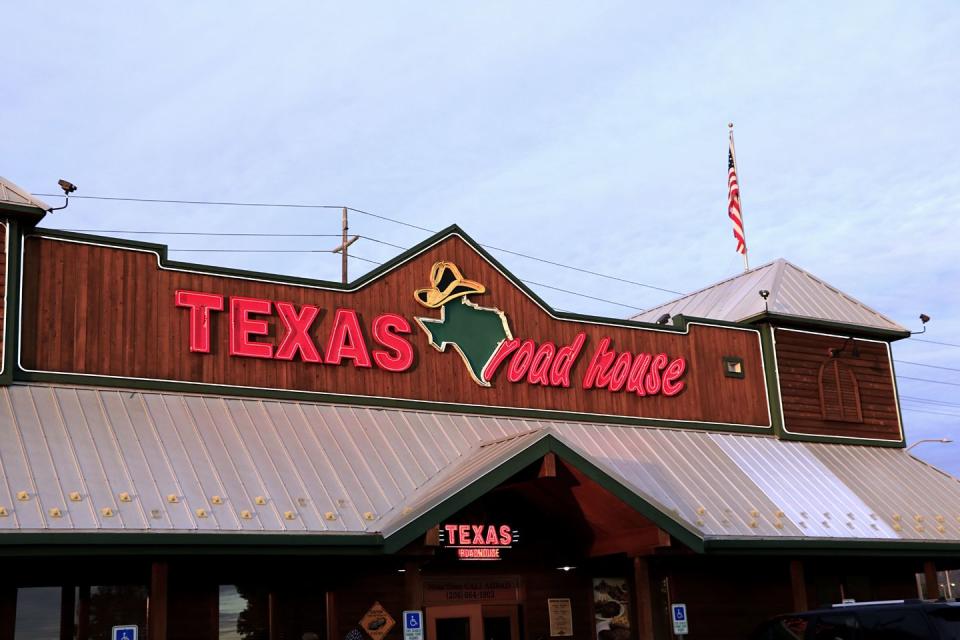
[818,359,863,423]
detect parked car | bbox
[752,599,960,639]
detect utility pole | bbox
[331,207,360,285]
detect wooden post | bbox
[76,585,90,640]
[789,560,808,612]
[404,561,424,611]
[538,452,557,478]
[0,586,16,640]
[148,560,169,640]
[925,561,940,599]
[326,590,338,640]
[633,557,656,640]
[268,592,280,640]
[60,586,76,640]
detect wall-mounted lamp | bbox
[47,179,77,213]
[911,313,931,335]
[759,289,770,312]
[905,437,952,453]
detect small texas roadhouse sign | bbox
[439,523,519,561]
[175,261,688,397]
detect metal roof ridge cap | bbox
[766,258,790,311]
[630,259,782,320]
[899,450,960,484]
[477,426,551,449]
[780,261,907,331]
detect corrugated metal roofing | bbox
[632,259,907,333]
[1,383,957,547]
[0,176,50,212]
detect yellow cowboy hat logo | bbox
[414,261,486,308]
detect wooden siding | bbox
[775,328,901,441]
[18,234,771,427]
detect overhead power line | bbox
[37,194,683,295]
[897,375,960,387]
[895,359,960,373]
[167,248,383,265]
[523,280,644,311]
[901,407,960,419]
[901,395,960,408]
[62,229,343,238]
[164,247,641,308]
[910,337,960,349]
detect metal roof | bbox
[632,258,907,333]
[1,383,957,548]
[0,176,50,212]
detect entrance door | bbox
[427,605,520,640]
[480,605,520,640]
[427,605,483,640]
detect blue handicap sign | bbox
[112,625,138,640]
[403,610,423,640]
[670,604,689,634]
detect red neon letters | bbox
[175,290,688,398]
[443,524,515,561]
[443,524,514,546]
[371,314,415,372]
[483,332,686,397]
[483,332,585,387]
[174,290,224,353]
[582,338,686,396]
[275,302,322,362]
[230,297,273,358]
[175,290,414,372]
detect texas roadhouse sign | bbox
[175,261,689,398]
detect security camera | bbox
[57,179,77,194]
[920,313,930,324]
[656,313,671,325]
[758,290,770,300]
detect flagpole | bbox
[728,122,749,271]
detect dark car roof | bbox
[781,600,960,617]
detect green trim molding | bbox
[16,369,775,436]
[0,219,22,386]
[739,311,911,341]
[0,531,385,558]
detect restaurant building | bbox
[0,176,958,640]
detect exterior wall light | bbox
[905,438,953,453]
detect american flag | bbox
[728,136,746,255]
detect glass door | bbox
[427,604,483,640]
[481,605,520,640]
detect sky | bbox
[5,2,960,472]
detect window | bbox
[818,359,863,423]
[811,614,858,640]
[753,615,810,640]
[15,585,147,640]
[219,584,268,640]
[859,609,931,639]
[928,608,960,640]
[86,585,148,639]
[14,587,61,640]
